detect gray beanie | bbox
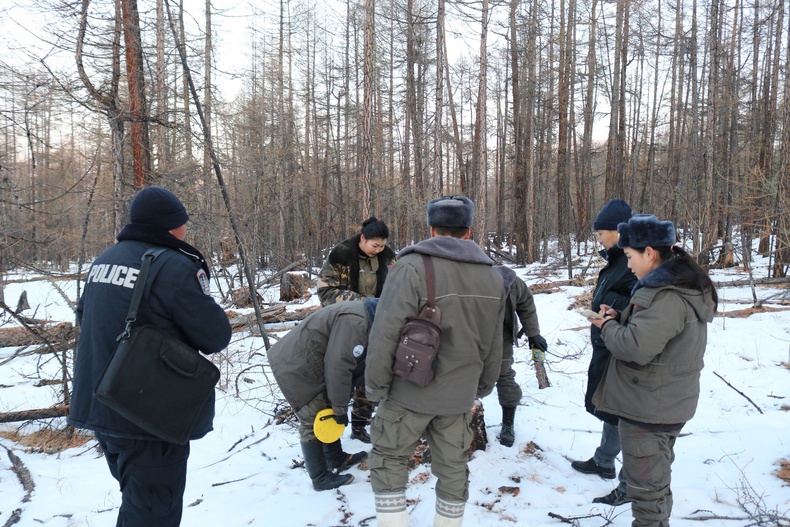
[593,199,633,230]
[427,196,475,228]
[617,214,676,248]
[129,186,189,231]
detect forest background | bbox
[1,0,789,291]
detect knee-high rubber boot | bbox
[301,440,354,491]
[375,492,410,527]
[499,406,517,447]
[323,439,367,472]
[434,497,465,527]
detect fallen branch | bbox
[0,406,70,424]
[713,372,763,414]
[5,448,35,502]
[547,511,608,525]
[682,511,749,521]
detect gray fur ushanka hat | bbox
[617,214,676,248]
[427,196,475,228]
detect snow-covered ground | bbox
[1,243,788,527]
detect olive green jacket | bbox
[365,236,506,415]
[593,284,715,424]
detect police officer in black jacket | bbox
[570,199,637,507]
[69,186,232,527]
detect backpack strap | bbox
[421,254,436,308]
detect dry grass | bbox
[777,459,790,485]
[568,291,593,310]
[719,306,790,318]
[0,427,92,453]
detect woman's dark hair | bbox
[361,216,389,239]
[632,245,719,311]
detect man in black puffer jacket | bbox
[69,186,232,527]
[569,199,637,507]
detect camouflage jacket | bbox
[317,234,396,306]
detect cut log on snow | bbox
[226,305,320,331]
[0,322,76,348]
[0,405,70,423]
[534,360,551,389]
[468,399,487,453]
[229,286,263,308]
[279,272,311,301]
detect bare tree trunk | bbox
[204,0,212,189]
[433,0,445,197]
[471,0,489,244]
[773,0,789,276]
[155,0,166,172]
[77,0,126,232]
[121,0,151,189]
[556,0,573,276]
[179,0,192,160]
[164,0,270,349]
[361,0,375,217]
[605,0,628,198]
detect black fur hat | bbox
[427,196,475,228]
[617,214,676,248]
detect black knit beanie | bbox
[129,186,189,231]
[593,199,633,231]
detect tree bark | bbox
[121,0,151,188]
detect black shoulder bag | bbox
[94,249,221,444]
[392,254,442,387]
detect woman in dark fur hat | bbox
[586,214,718,527]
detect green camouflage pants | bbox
[352,385,375,427]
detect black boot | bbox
[498,406,517,447]
[323,439,368,472]
[301,440,354,491]
[350,425,371,443]
[350,415,372,444]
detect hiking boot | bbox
[323,438,368,472]
[498,424,515,447]
[330,451,368,473]
[592,488,631,506]
[570,458,616,479]
[498,406,516,447]
[351,425,372,444]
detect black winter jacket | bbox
[68,233,231,441]
[584,246,637,423]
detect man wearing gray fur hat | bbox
[365,196,506,527]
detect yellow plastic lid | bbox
[313,408,345,443]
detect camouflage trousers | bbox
[351,385,375,427]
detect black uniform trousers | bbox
[96,432,190,527]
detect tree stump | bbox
[279,272,311,301]
[468,399,488,453]
[229,287,263,308]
